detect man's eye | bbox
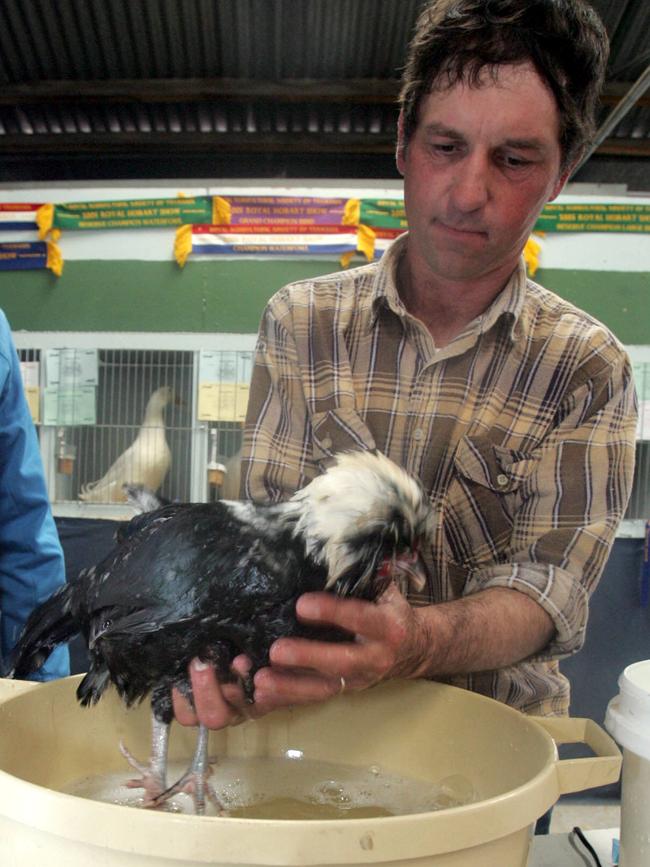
[433,143,457,154]
[501,154,532,169]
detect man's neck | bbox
[397,252,515,348]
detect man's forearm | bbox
[410,587,555,679]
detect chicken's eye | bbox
[102,619,112,631]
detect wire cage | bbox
[626,361,650,522]
[17,338,253,513]
[626,443,650,520]
[68,349,194,504]
[17,338,649,530]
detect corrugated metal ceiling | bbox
[0,0,647,180]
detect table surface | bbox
[529,828,617,866]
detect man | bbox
[0,309,69,681]
[175,0,636,738]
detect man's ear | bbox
[396,111,406,176]
[549,159,578,202]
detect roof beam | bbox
[0,131,396,154]
[0,133,646,158]
[1,78,647,107]
[0,78,400,105]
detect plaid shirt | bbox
[241,233,637,716]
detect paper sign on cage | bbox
[23,387,40,424]
[633,362,650,441]
[175,223,375,267]
[198,382,250,423]
[45,349,99,388]
[20,361,40,424]
[198,350,253,386]
[43,386,96,426]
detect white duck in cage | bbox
[79,386,175,503]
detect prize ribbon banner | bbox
[0,203,41,231]
[534,203,650,233]
[0,241,63,276]
[213,196,359,226]
[175,223,374,267]
[350,199,408,259]
[359,199,408,230]
[372,227,407,259]
[37,197,216,236]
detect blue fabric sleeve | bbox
[0,310,70,680]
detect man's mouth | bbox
[435,220,488,239]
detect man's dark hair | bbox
[399,0,609,170]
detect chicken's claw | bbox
[151,723,223,815]
[151,764,224,815]
[119,739,167,805]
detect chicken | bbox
[219,449,242,499]
[79,386,175,503]
[122,482,171,513]
[9,450,432,814]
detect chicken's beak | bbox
[378,551,428,593]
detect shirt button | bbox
[496,473,509,487]
[413,428,423,441]
[321,436,332,450]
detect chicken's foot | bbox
[120,712,170,805]
[151,724,223,815]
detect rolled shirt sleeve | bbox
[462,347,638,660]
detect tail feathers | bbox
[7,585,77,679]
[79,479,123,503]
[77,665,111,707]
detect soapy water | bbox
[62,755,478,819]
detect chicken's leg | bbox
[120,711,170,805]
[151,724,224,815]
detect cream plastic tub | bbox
[0,675,620,867]
[606,659,650,866]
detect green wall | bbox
[0,259,647,344]
[536,269,649,345]
[0,260,333,334]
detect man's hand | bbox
[172,582,430,729]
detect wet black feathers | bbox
[8,451,430,723]
[9,500,335,714]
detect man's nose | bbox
[449,152,490,213]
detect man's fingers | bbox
[253,666,345,710]
[231,654,253,680]
[187,658,242,729]
[296,593,384,637]
[296,588,406,638]
[172,685,198,726]
[173,589,408,730]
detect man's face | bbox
[397,62,570,285]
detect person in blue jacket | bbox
[0,309,69,680]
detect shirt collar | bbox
[369,232,410,329]
[370,232,528,343]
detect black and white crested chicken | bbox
[9,450,432,814]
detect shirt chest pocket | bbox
[443,435,538,568]
[311,407,377,466]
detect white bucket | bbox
[606,660,650,867]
